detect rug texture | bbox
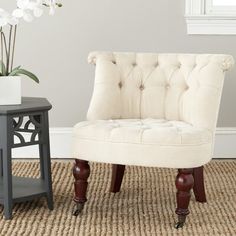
[0,161,236,236]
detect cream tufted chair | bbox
[72,52,234,228]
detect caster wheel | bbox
[174,215,186,229]
[72,203,84,216]
[174,221,185,229]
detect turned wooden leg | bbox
[175,169,194,229]
[110,164,125,193]
[193,166,207,203]
[72,159,90,216]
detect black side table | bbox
[0,97,53,219]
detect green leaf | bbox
[0,61,6,76]
[8,66,21,76]
[14,68,40,83]
[12,65,21,71]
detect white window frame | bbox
[186,0,236,35]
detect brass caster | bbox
[174,221,185,229]
[72,203,84,216]
[174,215,186,229]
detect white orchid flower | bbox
[28,0,44,18]
[13,0,34,22]
[0,9,9,27]
[0,8,18,27]
[44,0,58,15]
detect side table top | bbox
[0,97,52,115]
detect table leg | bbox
[0,149,3,176]
[41,112,53,210]
[0,116,13,220]
[2,147,13,220]
[39,144,45,179]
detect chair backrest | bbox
[87,52,234,131]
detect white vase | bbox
[0,76,21,105]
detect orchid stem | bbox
[0,28,3,63]
[11,25,17,71]
[1,32,8,66]
[6,25,13,75]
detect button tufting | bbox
[118,81,123,89]
[154,62,159,67]
[112,61,116,64]
[132,62,137,67]
[139,84,145,91]
[166,85,170,89]
[141,125,149,130]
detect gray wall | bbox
[3,0,236,127]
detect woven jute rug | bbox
[0,161,236,236]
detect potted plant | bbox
[0,0,62,105]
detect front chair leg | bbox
[175,168,194,229]
[72,159,90,216]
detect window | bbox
[212,0,236,6]
[206,0,236,14]
[185,0,236,34]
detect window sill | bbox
[186,15,236,35]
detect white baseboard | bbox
[12,127,236,159]
[213,128,236,159]
[12,128,73,159]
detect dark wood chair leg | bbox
[175,168,194,229]
[193,166,207,203]
[72,159,90,216]
[110,164,125,193]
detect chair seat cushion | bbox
[72,119,213,168]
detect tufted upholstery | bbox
[74,119,212,145]
[73,119,212,168]
[73,52,234,168]
[87,52,234,131]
